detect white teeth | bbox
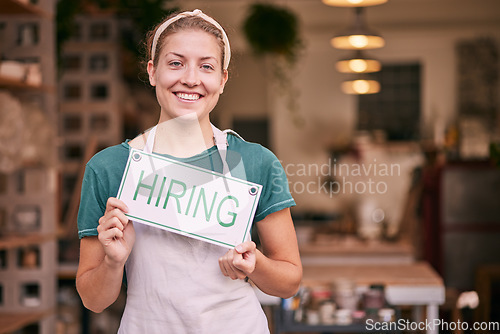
[176,92,200,101]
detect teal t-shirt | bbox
[77,134,295,238]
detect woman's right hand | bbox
[97,197,135,267]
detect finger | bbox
[105,197,129,214]
[232,254,251,276]
[218,257,229,277]
[223,255,237,279]
[99,208,129,232]
[226,255,247,280]
[219,252,240,280]
[98,227,124,244]
[219,256,235,279]
[98,216,124,231]
[232,245,256,275]
[226,267,241,280]
[107,208,129,226]
[231,266,247,280]
[232,252,245,268]
[234,241,256,254]
[229,264,247,280]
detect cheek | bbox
[207,76,225,94]
[156,72,177,88]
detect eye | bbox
[201,64,215,71]
[169,60,182,67]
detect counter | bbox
[276,262,445,334]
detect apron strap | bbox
[211,124,231,176]
[143,124,235,177]
[143,125,157,154]
[222,129,245,141]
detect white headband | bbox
[151,9,231,70]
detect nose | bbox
[180,66,200,87]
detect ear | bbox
[147,60,156,86]
[219,70,229,94]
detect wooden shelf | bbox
[58,262,78,279]
[0,75,53,92]
[1,1,58,334]
[0,233,56,250]
[0,0,51,18]
[301,238,414,256]
[301,262,444,287]
[300,237,415,265]
[0,310,52,334]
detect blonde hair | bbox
[146,9,230,72]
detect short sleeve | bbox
[77,164,107,238]
[254,147,295,222]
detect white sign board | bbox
[117,148,262,248]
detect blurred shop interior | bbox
[1,0,500,333]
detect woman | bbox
[76,9,302,333]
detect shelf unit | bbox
[0,75,54,92]
[0,0,51,17]
[0,310,54,334]
[0,0,58,333]
[58,11,123,265]
[55,11,128,334]
[0,233,56,250]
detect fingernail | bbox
[235,245,243,253]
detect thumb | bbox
[235,241,256,254]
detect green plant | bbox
[243,3,301,63]
[490,142,500,168]
[242,3,304,126]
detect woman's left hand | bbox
[218,241,256,280]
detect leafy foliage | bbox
[490,142,500,168]
[242,3,304,126]
[242,3,302,63]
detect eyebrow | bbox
[165,52,219,63]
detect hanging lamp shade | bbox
[322,0,388,7]
[341,79,380,94]
[336,51,381,73]
[330,7,385,50]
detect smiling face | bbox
[147,29,228,123]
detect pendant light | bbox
[322,0,387,7]
[324,0,387,95]
[341,78,380,94]
[330,7,384,50]
[336,50,381,73]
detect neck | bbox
[153,113,214,157]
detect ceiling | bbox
[180,0,500,32]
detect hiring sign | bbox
[117,148,262,248]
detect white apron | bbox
[117,125,270,334]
